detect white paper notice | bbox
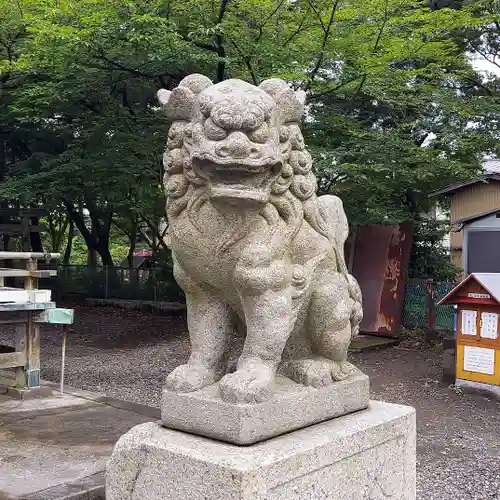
[463,346,495,375]
[481,312,499,340]
[461,310,477,336]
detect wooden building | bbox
[440,273,500,392]
[454,209,500,274]
[430,159,500,272]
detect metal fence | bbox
[402,279,456,332]
[41,265,184,303]
[43,266,455,332]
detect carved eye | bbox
[204,118,227,141]
[248,123,270,144]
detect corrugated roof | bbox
[429,158,500,197]
[455,208,500,226]
[439,273,500,305]
[473,273,500,303]
[484,159,500,174]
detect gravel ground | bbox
[1,303,499,499]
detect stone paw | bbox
[330,360,358,381]
[283,358,358,388]
[282,359,333,388]
[219,365,275,403]
[165,363,219,392]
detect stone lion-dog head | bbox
[158,75,333,246]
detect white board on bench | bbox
[0,288,51,304]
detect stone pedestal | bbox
[106,401,416,500]
[161,373,369,444]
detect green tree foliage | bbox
[408,217,462,281]
[0,0,497,268]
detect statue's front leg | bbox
[220,250,292,403]
[166,263,231,392]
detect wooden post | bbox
[25,258,38,291]
[426,280,437,342]
[105,265,109,299]
[21,216,31,252]
[15,321,28,388]
[26,311,41,388]
[0,250,70,396]
[24,258,41,388]
[60,325,68,394]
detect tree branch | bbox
[473,46,500,70]
[284,7,312,46]
[83,194,104,233]
[255,0,286,42]
[90,51,182,81]
[63,199,94,246]
[309,75,365,100]
[229,39,258,84]
[352,1,390,100]
[214,0,231,82]
[352,74,367,101]
[305,0,340,91]
[373,0,389,53]
[462,75,494,96]
[137,225,155,248]
[305,0,327,34]
[140,215,170,253]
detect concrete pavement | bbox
[0,388,157,499]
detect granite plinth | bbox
[106,400,416,500]
[161,373,369,444]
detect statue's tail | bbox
[314,195,363,339]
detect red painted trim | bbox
[439,273,500,306]
[439,274,476,305]
[454,297,499,306]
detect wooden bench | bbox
[0,252,75,398]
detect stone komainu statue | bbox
[158,75,363,404]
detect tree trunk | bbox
[127,226,137,268]
[29,217,44,252]
[96,219,114,267]
[98,241,114,267]
[63,220,74,265]
[87,248,98,266]
[0,140,7,252]
[64,199,114,267]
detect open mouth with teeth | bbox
[193,158,282,206]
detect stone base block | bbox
[161,373,369,444]
[6,386,53,400]
[107,401,416,500]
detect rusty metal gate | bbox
[350,222,414,337]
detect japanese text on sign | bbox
[481,312,498,340]
[463,346,495,375]
[468,293,491,299]
[461,310,477,336]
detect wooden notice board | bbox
[440,273,500,386]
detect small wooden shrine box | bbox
[440,273,500,386]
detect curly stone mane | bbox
[161,75,336,261]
